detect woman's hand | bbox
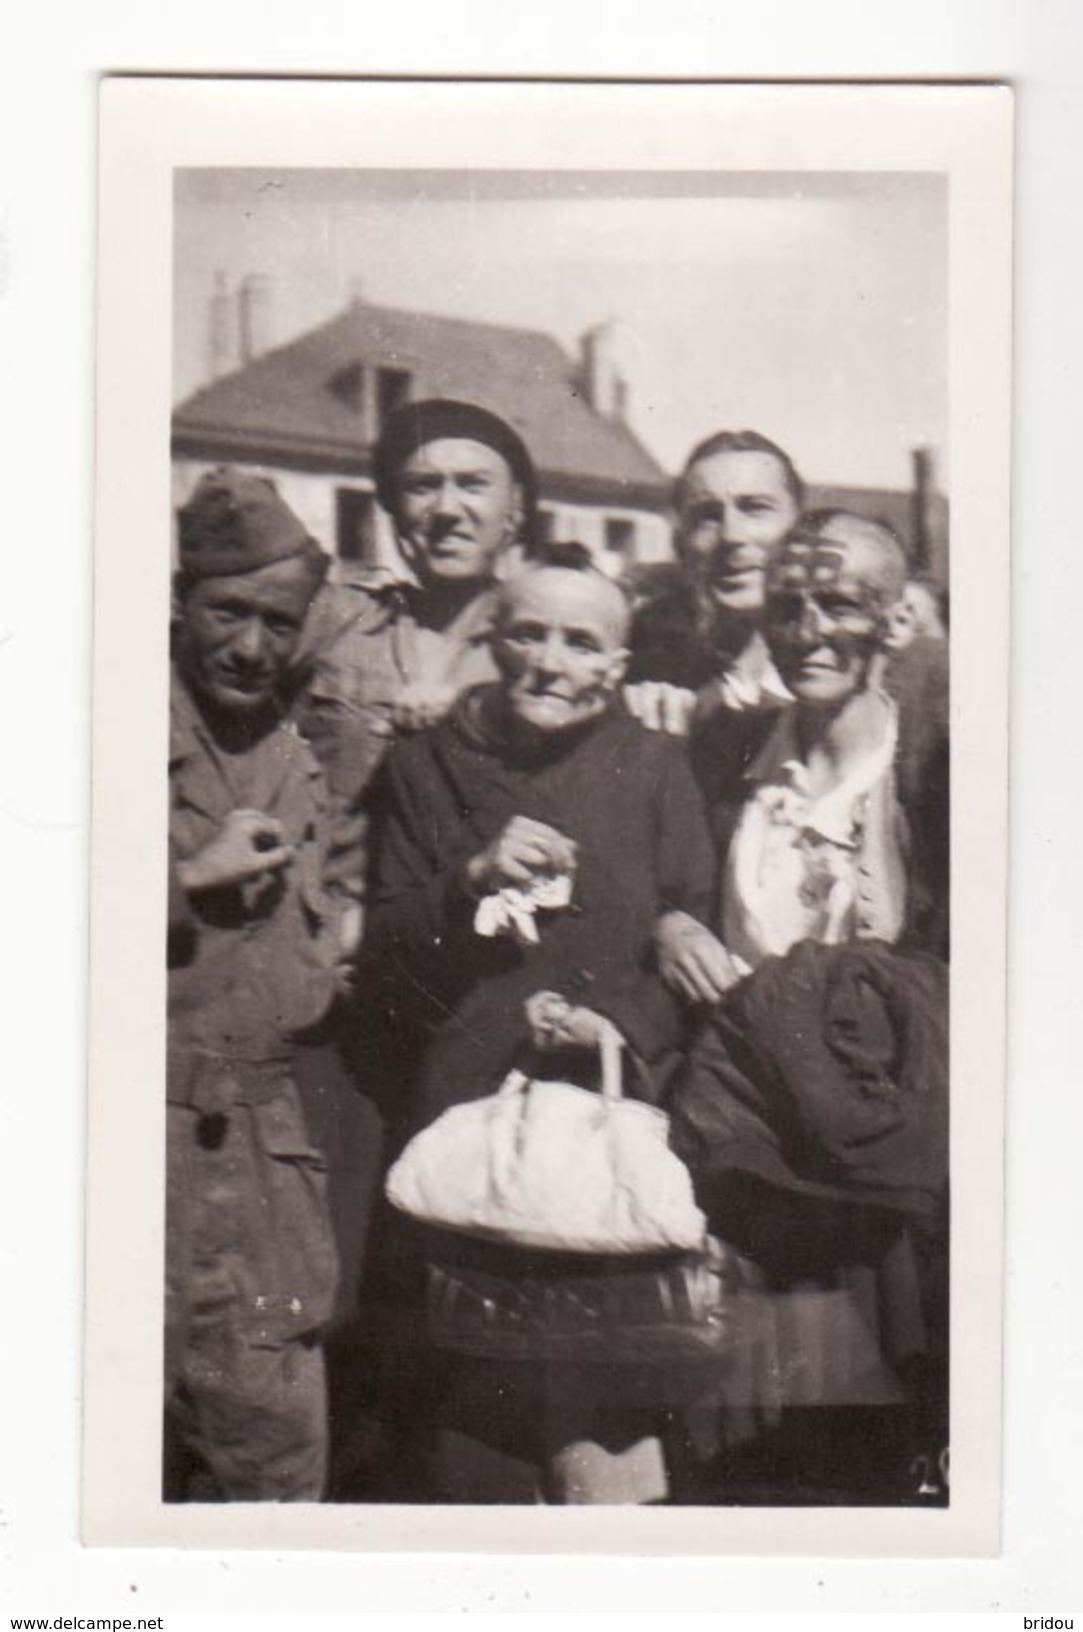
[525,991,619,1053]
[466,816,577,895]
[655,910,743,1005]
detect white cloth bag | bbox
[385,1028,707,1255]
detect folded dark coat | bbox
[671,940,949,1254]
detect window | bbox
[377,367,412,426]
[604,517,636,557]
[336,488,378,564]
[535,506,558,547]
[328,362,364,412]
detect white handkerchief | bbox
[474,873,574,947]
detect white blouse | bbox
[722,697,908,971]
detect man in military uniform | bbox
[165,468,341,1501]
[291,396,540,898]
[282,401,539,1492]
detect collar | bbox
[416,583,498,642]
[449,682,624,767]
[717,631,793,710]
[169,671,212,766]
[170,667,311,776]
[381,574,497,633]
[747,692,899,846]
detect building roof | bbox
[172,299,671,510]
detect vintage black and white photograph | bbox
[87,79,1010,1552]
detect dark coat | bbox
[883,637,951,957]
[626,577,754,690]
[357,687,717,1134]
[671,940,949,1276]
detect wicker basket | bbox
[423,1240,771,1368]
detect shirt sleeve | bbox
[295,691,394,908]
[288,590,400,904]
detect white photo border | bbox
[87,76,1011,1555]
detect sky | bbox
[174,169,947,491]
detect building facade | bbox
[172,283,674,576]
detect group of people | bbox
[164,397,949,1506]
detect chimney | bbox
[579,321,628,420]
[238,273,275,364]
[207,270,238,381]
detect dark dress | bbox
[348,686,721,1496]
[359,685,717,1131]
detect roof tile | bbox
[174,300,670,495]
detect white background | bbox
[0,0,1078,1617]
[88,76,1006,1560]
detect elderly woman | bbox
[659,512,950,1502]
[356,545,718,1503]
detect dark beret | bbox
[177,467,318,579]
[372,398,538,543]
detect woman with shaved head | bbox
[660,510,946,1000]
[351,544,719,1504]
[661,511,950,1504]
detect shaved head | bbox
[769,510,909,610]
[765,511,910,706]
[495,559,632,647]
[492,553,632,734]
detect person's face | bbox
[882,594,918,654]
[677,449,800,614]
[493,568,630,734]
[903,580,946,641]
[178,554,318,715]
[764,534,896,707]
[394,438,522,588]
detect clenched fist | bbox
[525,991,621,1054]
[176,809,294,894]
[466,815,578,895]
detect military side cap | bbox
[178,467,315,579]
[372,398,538,540]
